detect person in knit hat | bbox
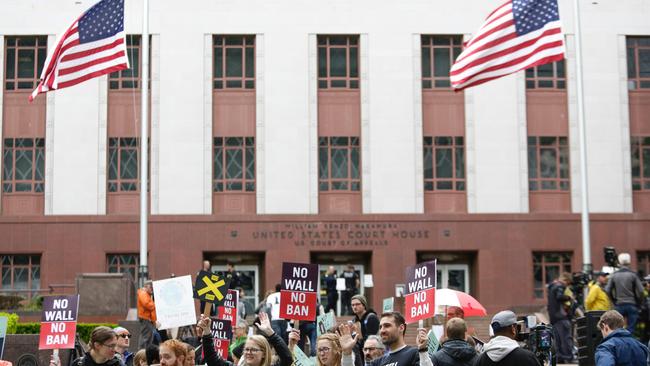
[351,294,379,363]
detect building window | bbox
[1,254,40,298]
[2,138,45,194]
[213,137,255,192]
[639,251,650,278]
[423,136,465,191]
[319,136,360,191]
[525,60,566,89]
[213,35,255,90]
[631,136,650,191]
[4,36,47,91]
[533,252,572,299]
[107,254,139,282]
[528,136,569,191]
[109,35,146,90]
[627,37,650,90]
[108,137,140,192]
[421,35,462,89]
[318,35,359,89]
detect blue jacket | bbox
[595,329,648,366]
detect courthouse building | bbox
[0,0,649,314]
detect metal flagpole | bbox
[139,0,150,288]
[572,0,592,275]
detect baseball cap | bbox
[491,310,517,332]
[594,271,609,277]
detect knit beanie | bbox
[351,294,368,310]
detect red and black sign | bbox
[217,289,238,327]
[279,262,318,321]
[210,318,232,359]
[404,260,436,323]
[39,295,79,349]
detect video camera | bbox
[604,246,618,268]
[516,316,556,366]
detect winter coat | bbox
[586,281,611,311]
[202,332,292,366]
[473,336,541,366]
[430,339,478,366]
[595,328,649,366]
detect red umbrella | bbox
[434,288,487,317]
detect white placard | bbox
[153,275,197,330]
[363,274,374,288]
[336,278,346,291]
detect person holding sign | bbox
[70,327,122,366]
[197,312,292,366]
[363,312,432,366]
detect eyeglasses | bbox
[363,347,380,352]
[243,348,262,354]
[101,343,118,350]
[119,334,132,339]
[317,347,331,354]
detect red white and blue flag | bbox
[30,0,129,101]
[450,0,565,90]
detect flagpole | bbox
[572,0,592,275]
[139,0,150,288]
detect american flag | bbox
[29,0,129,101]
[449,0,565,90]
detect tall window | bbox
[109,35,146,90]
[528,136,569,191]
[421,35,462,89]
[423,136,465,191]
[4,36,47,91]
[319,137,360,191]
[627,37,650,90]
[631,136,650,191]
[533,252,572,299]
[107,254,139,282]
[213,137,255,192]
[213,35,255,89]
[318,36,359,89]
[639,251,650,278]
[525,60,566,89]
[2,138,45,194]
[108,137,140,192]
[1,254,40,298]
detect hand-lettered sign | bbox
[217,289,239,328]
[194,271,230,305]
[39,295,80,349]
[210,318,232,359]
[280,262,318,321]
[404,260,436,323]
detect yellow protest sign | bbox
[194,271,229,304]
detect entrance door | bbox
[318,264,364,316]
[436,264,469,293]
[213,264,259,317]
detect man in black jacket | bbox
[352,295,380,363]
[430,318,477,366]
[547,273,574,363]
[474,310,541,366]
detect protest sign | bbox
[0,316,6,359]
[210,318,232,358]
[404,260,436,323]
[293,344,315,366]
[316,311,336,337]
[382,297,394,313]
[39,295,79,349]
[217,289,238,327]
[194,271,230,306]
[427,329,440,358]
[363,274,374,287]
[153,275,196,330]
[280,262,318,321]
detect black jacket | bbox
[74,355,122,366]
[473,347,540,366]
[547,281,571,323]
[202,332,292,366]
[431,340,478,366]
[355,309,379,342]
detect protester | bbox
[595,310,649,366]
[159,339,187,366]
[350,295,379,362]
[198,260,216,316]
[324,266,339,314]
[317,324,358,366]
[114,326,134,366]
[145,345,160,366]
[133,350,147,366]
[299,314,318,357]
[586,272,612,311]
[429,318,477,366]
[182,343,196,366]
[361,312,429,366]
[340,265,360,315]
[474,310,541,366]
[73,326,122,366]
[138,280,158,349]
[230,320,249,359]
[198,311,292,366]
[362,335,385,364]
[547,273,574,364]
[605,253,645,333]
[264,284,288,345]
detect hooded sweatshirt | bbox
[474,336,541,366]
[430,339,478,366]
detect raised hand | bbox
[197,314,212,336]
[416,328,428,349]
[256,311,274,336]
[288,329,301,352]
[338,323,356,355]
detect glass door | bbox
[318,264,364,316]
[436,264,469,293]
[213,264,259,316]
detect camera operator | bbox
[547,273,574,364]
[605,253,645,334]
[475,311,541,366]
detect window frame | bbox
[106,253,140,283]
[2,138,45,194]
[525,60,566,90]
[0,254,41,299]
[527,136,570,192]
[631,136,650,191]
[421,35,463,89]
[4,36,47,92]
[213,137,256,193]
[212,35,256,90]
[627,37,650,90]
[317,35,360,89]
[318,136,361,192]
[533,252,572,299]
[423,136,465,191]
